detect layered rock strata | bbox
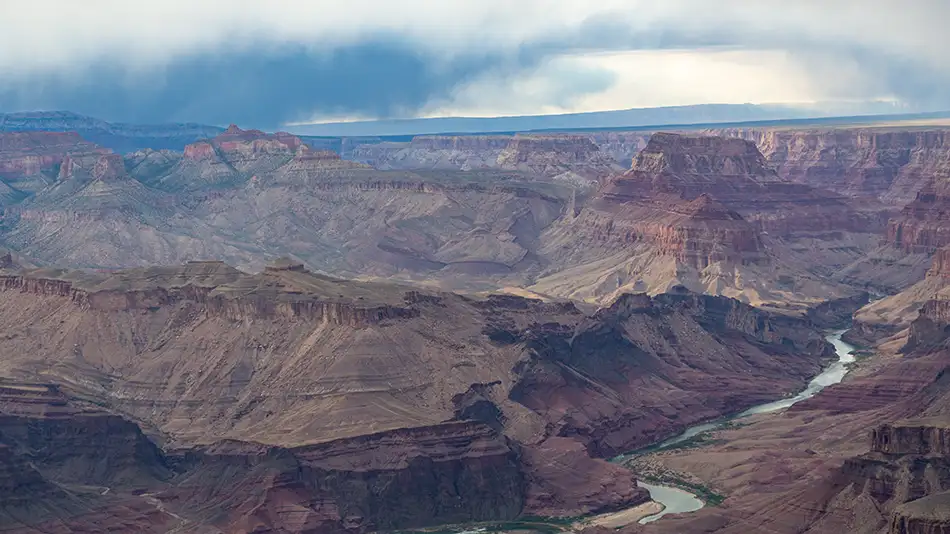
[0,259,837,531]
[351,133,622,184]
[711,127,950,207]
[533,133,868,309]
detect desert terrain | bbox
[0,113,948,533]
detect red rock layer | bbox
[577,192,765,268]
[163,422,536,533]
[0,260,418,326]
[872,421,950,456]
[925,246,950,281]
[603,133,873,236]
[57,152,127,182]
[889,492,950,533]
[0,131,108,178]
[183,124,304,162]
[886,182,950,253]
[712,128,950,205]
[0,382,176,532]
[572,132,875,270]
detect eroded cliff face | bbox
[166,422,531,533]
[566,193,766,270]
[0,128,880,309]
[711,128,950,206]
[887,184,950,254]
[0,131,108,175]
[614,133,877,236]
[818,417,950,534]
[349,136,513,171]
[350,133,621,184]
[0,260,839,532]
[889,491,950,534]
[154,124,312,191]
[0,382,177,532]
[847,246,950,348]
[495,134,623,181]
[533,133,866,309]
[508,290,833,457]
[0,131,111,200]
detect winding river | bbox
[630,330,857,524]
[438,331,857,532]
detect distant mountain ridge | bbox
[5,107,950,155]
[0,111,224,153]
[288,103,949,137]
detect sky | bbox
[0,0,948,128]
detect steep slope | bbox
[711,127,950,207]
[839,179,950,295]
[622,295,950,534]
[0,110,224,153]
[350,135,512,170]
[0,152,256,269]
[150,124,308,191]
[533,133,872,311]
[849,246,950,346]
[0,127,579,281]
[0,128,886,313]
[0,131,110,198]
[495,134,624,184]
[124,148,183,183]
[0,381,179,532]
[0,259,835,531]
[886,181,950,254]
[351,133,623,186]
[193,151,574,285]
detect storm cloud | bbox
[1,0,948,127]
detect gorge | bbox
[0,113,949,533]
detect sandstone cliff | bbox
[710,127,950,207]
[0,259,837,532]
[887,182,950,254]
[351,133,622,185]
[0,131,110,199]
[850,246,950,348]
[533,133,868,311]
[626,286,950,534]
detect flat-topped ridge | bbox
[0,260,426,325]
[629,132,778,180]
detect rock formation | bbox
[887,181,950,254]
[495,134,624,182]
[624,288,950,534]
[849,245,950,347]
[532,133,870,310]
[0,258,837,532]
[0,110,225,152]
[710,127,950,207]
[351,133,623,184]
[0,127,894,313]
[351,135,512,171]
[0,131,110,199]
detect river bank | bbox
[410,330,858,533]
[614,330,857,524]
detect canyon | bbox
[0,258,837,532]
[615,292,950,534]
[1,115,950,532]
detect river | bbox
[631,330,857,524]
[434,331,857,532]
